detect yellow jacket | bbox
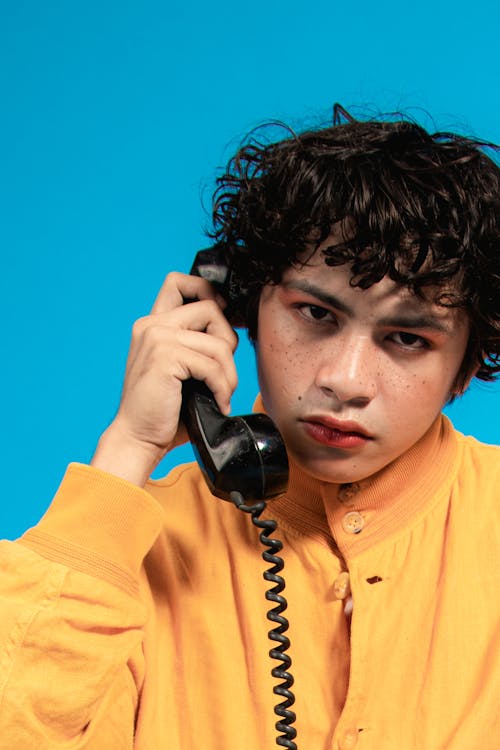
[0,414,499,749]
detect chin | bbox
[290,449,375,485]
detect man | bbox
[1,110,499,749]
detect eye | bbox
[297,304,336,323]
[389,331,429,349]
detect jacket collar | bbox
[253,395,460,559]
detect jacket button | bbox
[339,728,359,748]
[338,482,361,502]
[333,571,351,600]
[341,511,365,534]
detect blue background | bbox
[1,1,499,540]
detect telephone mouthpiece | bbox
[181,380,289,502]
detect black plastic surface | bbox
[181,379,289,502]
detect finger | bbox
[176,347,238,415]
[176,329,239,393]
[151,271,225,315]
[133,303,239,352]
[126,324,238,400]
[137,325,238,394]
[125,336,237,416]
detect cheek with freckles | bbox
[257,326,318,410]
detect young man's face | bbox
[256,246,471,485]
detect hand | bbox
[91,272,238,485]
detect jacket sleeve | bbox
[0,463,164,749]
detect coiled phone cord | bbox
[230,491,298,750]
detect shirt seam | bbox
[19,531,140,597]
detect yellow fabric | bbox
[0,414,499,750]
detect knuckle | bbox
[142,323,168,345]
[207,359,220,378]
[199,298,220,315]
[216,325,238,354]
[229,327,239,350]
[131,316,149,336]
[208,355,226,380]
[220,337,235,359]
[164,270,184,286]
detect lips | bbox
[303,416,372,437]
[300,416,373,448]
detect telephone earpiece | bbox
[185,246,247,327]
[181,248,289,502]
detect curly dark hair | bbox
[210,111,500,391]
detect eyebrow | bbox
[282,279,453,333]
[283,280,353,315]
[377,314,451,333]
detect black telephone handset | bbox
[180,247,289,503]
[181,248,297,749]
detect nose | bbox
[314,334,378,406]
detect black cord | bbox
[230,491,298,750]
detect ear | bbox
[449,364,480,400]
[448,330,484,399]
